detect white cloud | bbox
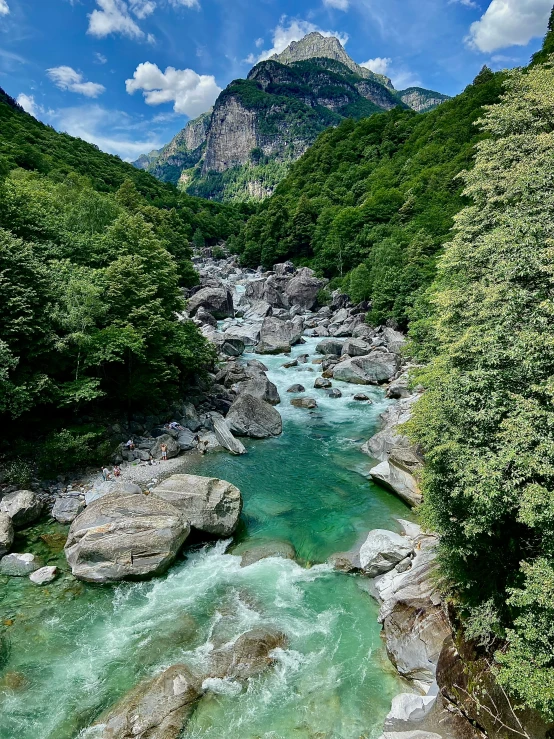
[255,37,264,48]
[47,66,106,98]
[168,0,200,7]
[126,62,221,117]
[323,0,350,10]
[88,0,144,39]
[466,0,552,52]
[129,0,156,18]
[17,93,41,117]
[95,52,108,64]
[450,0,479,8]
[255,16,349,63]
[48,104,166,161]
[0,0,9,15]
[360,56,392,75]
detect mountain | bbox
[133,32,449,202]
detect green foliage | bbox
[37,428,109,477]
[407,58,554,717]
[232,69,504,326]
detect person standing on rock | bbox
[113,465,121,478]
[160,443,168,461]
[101,466,111,481]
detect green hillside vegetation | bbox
[0,87,245,474]
[407,17,554,718]
[230,66,504,327]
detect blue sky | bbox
[0,0,551,161]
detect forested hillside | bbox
[0,86,246,473]
[230,66,504,327]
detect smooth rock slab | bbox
[226,394,282,439]
[152,474,242,536]
[359,529,414,577]
[0,490,42,528]
[65,493,190,583]
[1,552,42,576]
[0,513,14,557]
[29,566,57,585]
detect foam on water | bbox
[0,338,410,739]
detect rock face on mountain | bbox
[134,33,449,201]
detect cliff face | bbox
[134,33,449,201]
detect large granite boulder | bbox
[256,316,300,355]
[187,287,233,319]
[316,338,344,355]
[95,663,202,739]
[362,395,419,461]
[341,338,372,357]
[359,529,414,577]
[369,447,423,508]
[224,322,262,346]
[0,513,14,556]
[52,497,85,524]
[151,434,180,460]
[152,474,242,536]
[211,415,246,455]
[0,490,42,528]
[382,327,406,355]
[235,374,281,406]
[284,267,325,311]
[226,394,282,438]
[65,493,190,583]
[333,350,399,385]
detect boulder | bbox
[291,397,317,409]
[314,377,332,389]
[383,327,406,355]
[195,306,217,327]
[226,394,282,438]
[353,324,375,340]
[208,628,288,680]
[219,337,245,357]
[29,565,57,585]
[224,322,261,345]
[359,529,414,577]
[233,539,296,567]
[211,415,247,456]
[95,663,202,739]
[0,552,42,576]
[151,434,180,460]
[354,393,371,402]
[85,480,143,506]
[256,316,300,355]
[341,338,372,357]
[65,493,190,583]
[333,351,399,385]
[273,261,295,277]
[187,287,233,319]
[152,474,242,536]
[246,358,268,372]
[369,447,423,508]
[176,428,197,452]
[0,490,42,528]
[236,374,281,406]
[243,300,272,322]
[316,338,344,355]
[52,497,85,524]
[0,513,14,557]
[287,384,305,393]
[327,388,342,398]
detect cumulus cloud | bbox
[466,0,552,53]
[47,66,106,98]
[360,56,392,75]
[126,62,221,117]
[255,16,349,63]
[88,0,144,39]
[0,0,9,15]
[17,93,41,117]
[323,0,350,10]
[168,0,200,7]
[49,104,166,161]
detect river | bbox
[0,338,410,739]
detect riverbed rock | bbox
[290,397,317,409]
[176,428,197,451]
[0,513,14,556]
[287,384,305,393]
[207,628,288,680]
[354,393,371,402]
[152,474,242,536]
[151,434,180,460]
[211,415,246,455]
[359,530,414,577]
[0,552,42,576]
[226,394,282,438]
[52,497,85,524]
[314,377,332,389]
[85,480,143,506]
[327,388,342,398]
[256,316,300,354]
[362,395,419,461]
[386,373,411,400]
[29,565,57,585]
[187,286,233,319]
[236,374,281,406]
[284,267,326,311]
[65,493,190,583]
[316,338,344,355]
[234,539,296,567]
[333,351,399,385]
[96,663,202,739]
[0,490,42,528]
[341,338,372,357]
[382,327,406,355]
[369,447,423,508]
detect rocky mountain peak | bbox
[270,32,393,89]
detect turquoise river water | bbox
[0,338,410,739]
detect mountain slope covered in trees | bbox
[230,66,504,327]
[0,85,245,473]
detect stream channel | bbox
[0,337,411,739]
